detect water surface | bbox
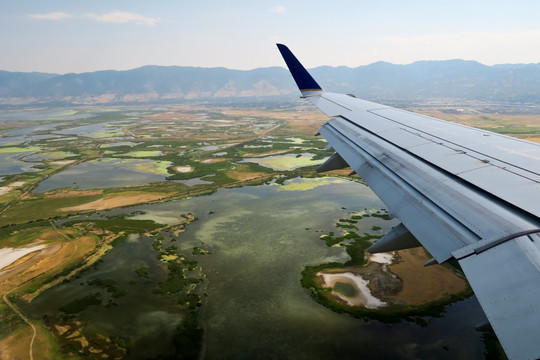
[34,158,173,192]
[28,178,486,359]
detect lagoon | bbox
[27,177,486,359]
[34,158,173,193]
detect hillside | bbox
[1,60,539,106]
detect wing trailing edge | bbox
[368,223,421,253]
[316,153,349,173]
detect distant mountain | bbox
[1,60,539,106]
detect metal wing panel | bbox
[312,94,540,218]
[404,141,493,175]
[326,117,537,241]
[459,165,540,208]
[308,93,385,117]
[457,234,540,360]
[319,123,475,262]
[369,108,540,175]
[372,107,540,171]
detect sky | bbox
[2,0,540,74]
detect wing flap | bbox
[457,234,540,360]
[320,120,477,262]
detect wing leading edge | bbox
[277,43,540,360]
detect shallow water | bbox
[174,177,214,187]
[241,153,327,171]
[34,158,173,193]
[0,153,41,176]
[27,178,486,359]
[53,122,130,139]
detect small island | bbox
[302,210,472,324]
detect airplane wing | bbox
[277,43,540,360]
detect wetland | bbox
[0,102,530,359]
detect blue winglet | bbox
[276,44,323,93]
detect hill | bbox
[1,60,539,106]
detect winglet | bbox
[276,44,323,95]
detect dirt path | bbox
[3,286,36,360]
[1,223,78,360]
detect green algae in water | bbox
[26,178,487,359]
[241,153,327,171]
[334,282,356,297]
[34,158,173,192]
[0,146,41,154]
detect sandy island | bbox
[317,249,468,309]
[369,253,394,265]
[175,166,193,173]
[50,160,76,166]
[201,159,221,163]
[0,181,26,196]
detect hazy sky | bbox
[2,0,540,74]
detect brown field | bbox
[0,326,34,360]
[61,192,169,211]
[143,110,200,121]
[521,136,540,143]
[226,170,270,181]
[388,248,468,305]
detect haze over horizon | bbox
[2,0,540,74]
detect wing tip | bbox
[276,43,323,93]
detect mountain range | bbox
[1,60,539,106]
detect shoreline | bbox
[0,244,47,272]
[317,271,387,309]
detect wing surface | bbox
[277,43,540,360]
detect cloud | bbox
[28,12,73,20]
[271,6,286,14]
[86,11,158,26]
[29,11,158,26]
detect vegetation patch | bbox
[0,146,41,154]
[301,210,472,324]
[135,264,150,279]
[122,150,164,157]
[59,293,102,314]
